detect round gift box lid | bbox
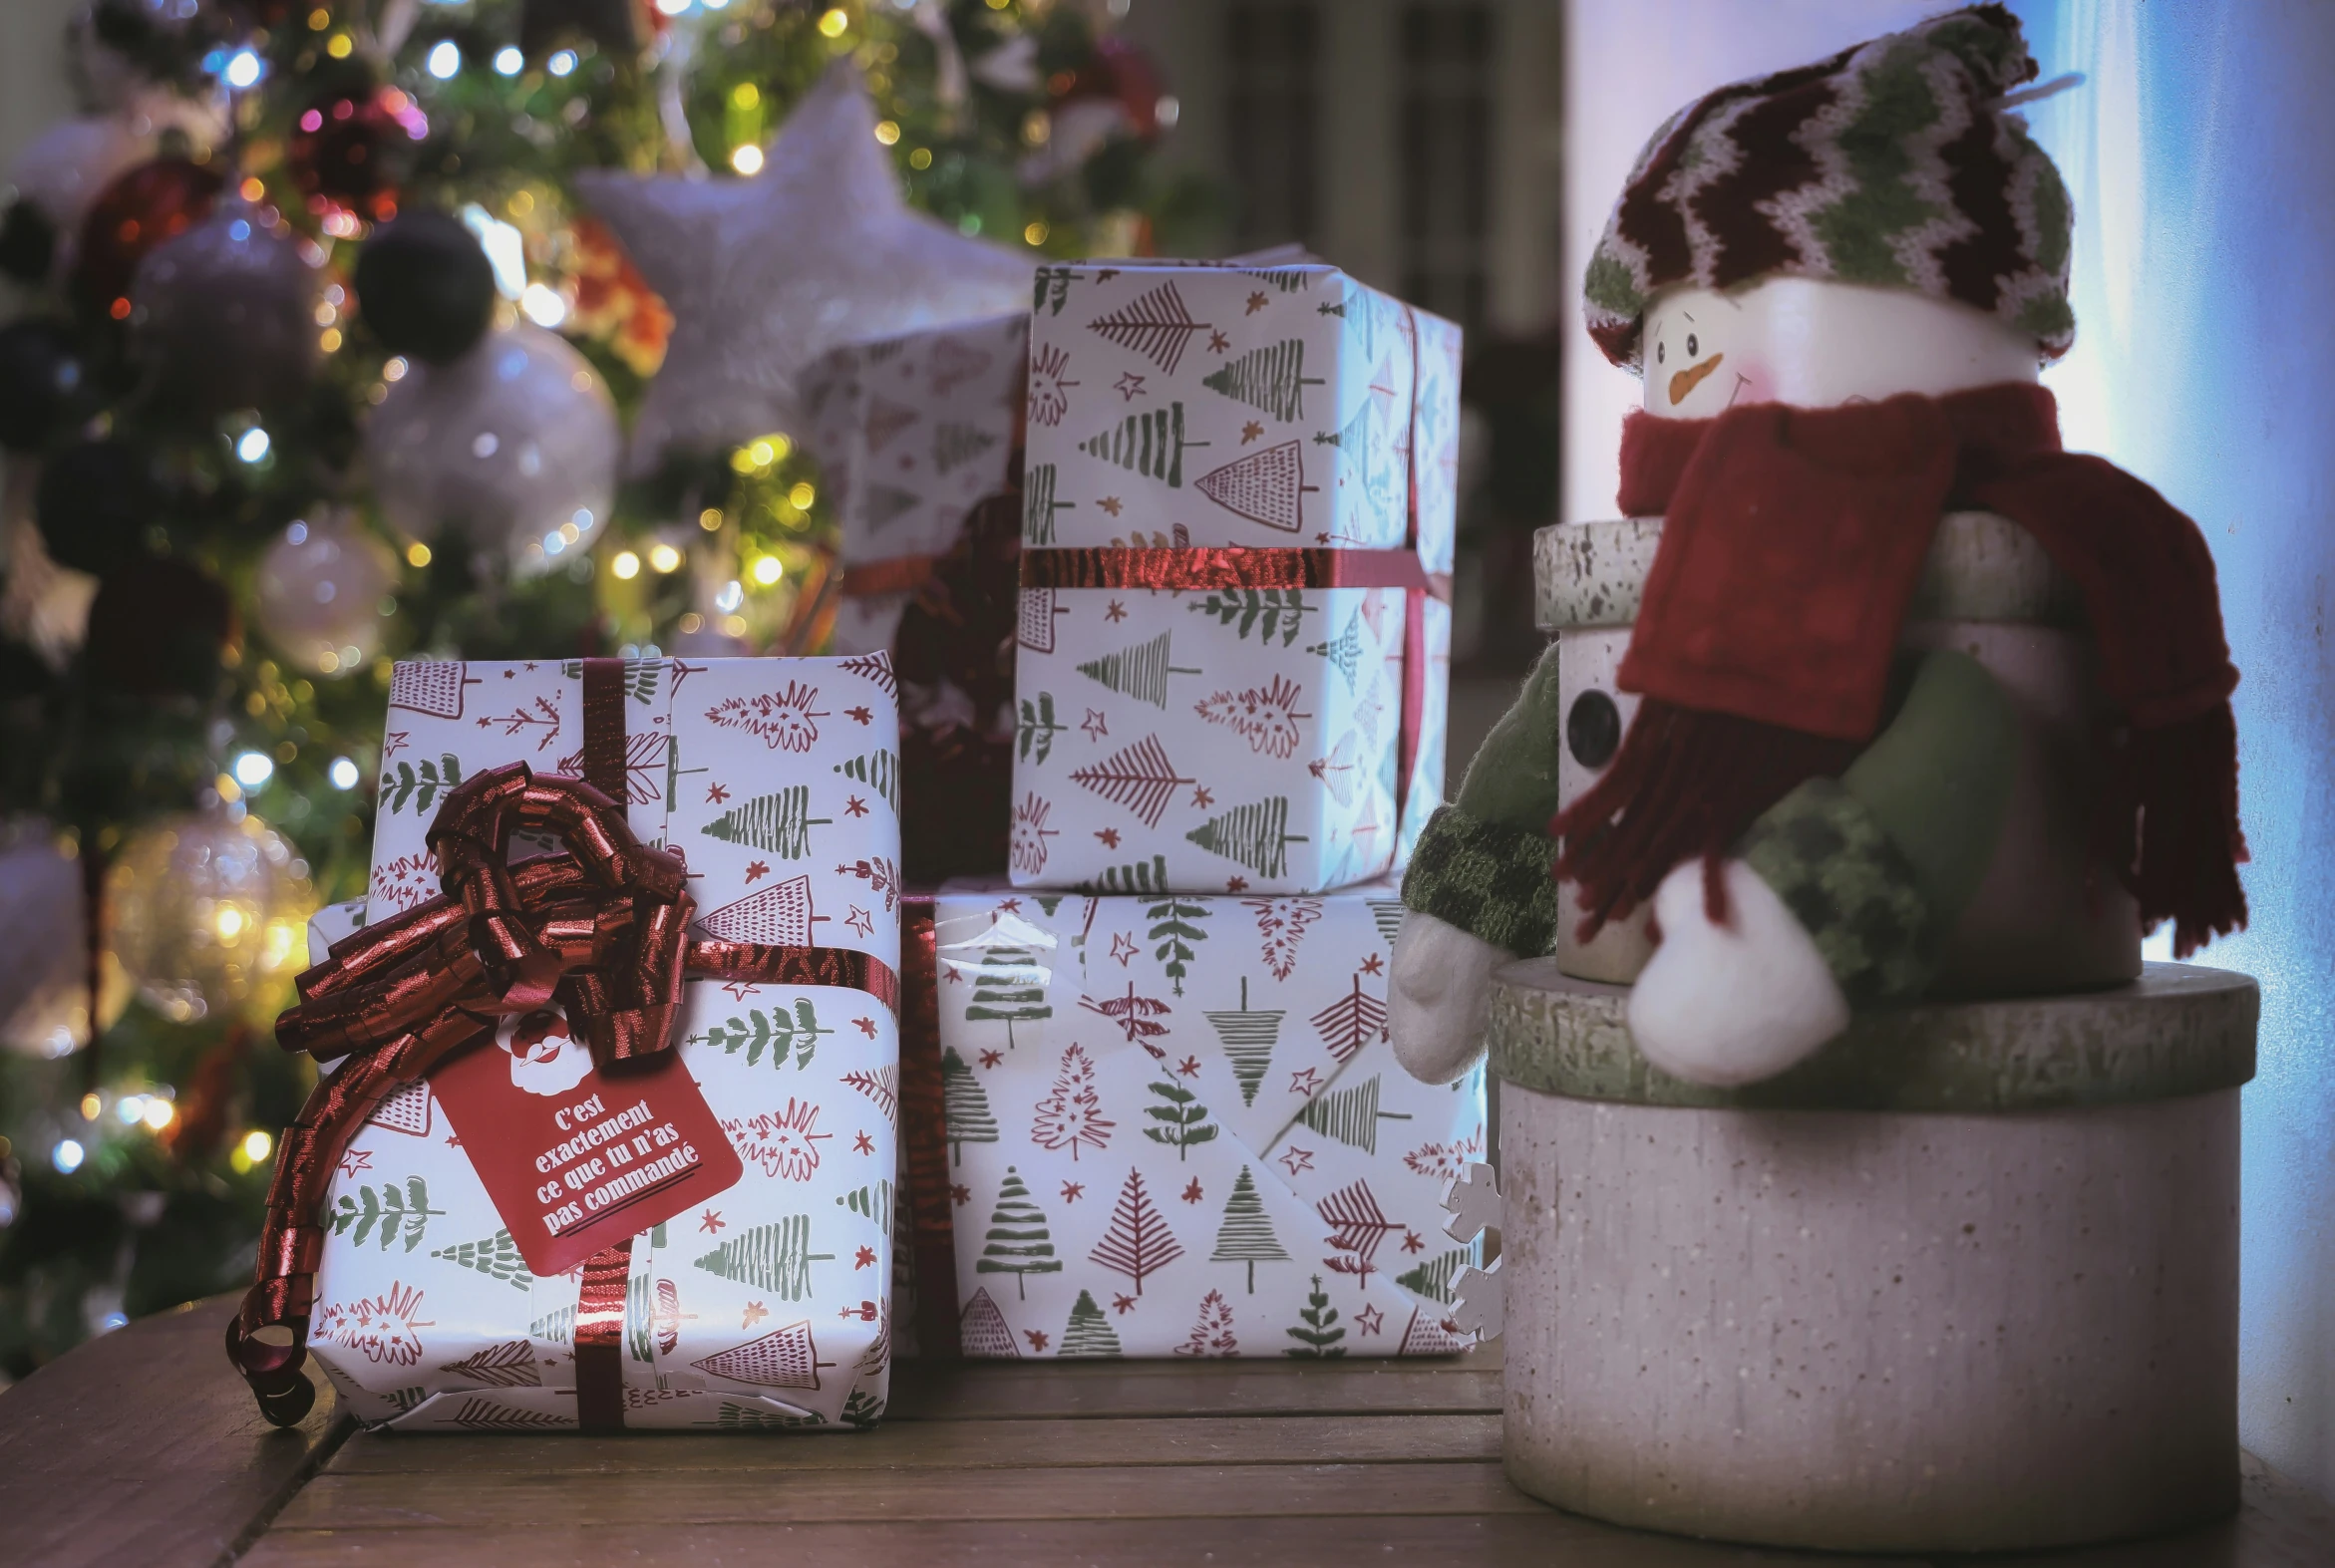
[1488,958,2256,1112]
[1534,511,2084,632]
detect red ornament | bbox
[72,157,225,323]
[1056,36,1168,142]
[286,86,430,222]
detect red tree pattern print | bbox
[313,1282,433,1367]
[706,682,828,753]
[1068,734,1193,828]
[691,1320,825,1390]
[1010,794,1059,875]
[1090,1168,1184,1294]
[1030,1043,1114,1161]
[724,1098,832,1182]
[1193,674,1310,759]
[1081,982,1171,1056]
[1317,1179,1399,1281]
[1403,1124,1487,1182]
[1027,341,1076,427]
[1195,442,1314,532]
[1310,970,1389,1064]
[697,876,819,945]
[1173,1289,1238,1358]
[1242,898,1324,981]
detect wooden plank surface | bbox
[324,1411,1502,1473]
[0,1297,349,1568]
[9,1293,2335,1568]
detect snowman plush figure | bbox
[1392,5,2247,1089]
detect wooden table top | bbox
[4,1296,2329,1567]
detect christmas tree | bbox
[1203,979,1283,1107]
[940,1045,999,1165]
[700,785,830,859]
[963,944,1051,1051]
[0,0,1204,1372]
[1141,1079,1218,1161]
[1209,1165,1290,1293]
[0,0,1210,1377]
[973,1165,1061,1301]
[1184,795,1305,880]
[1059,1288,1123,1358]
[692,1214,832,1301]
[1089,1166,1182,1294]
[1295,1075,1412,1154]
[1200,338,1322,423]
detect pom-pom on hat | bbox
[1582,4,2074,371]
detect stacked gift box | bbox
[804,311,1028,883]
[262,256,1467,1437]
[817,257,1475,1359]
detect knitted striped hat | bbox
[1583,5,2074,371]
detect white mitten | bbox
[1390,911,1503,1085]
[1627,857,1848,1087]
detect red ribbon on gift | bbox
[227,658,899,1429]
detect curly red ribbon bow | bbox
[227,761,896,1426]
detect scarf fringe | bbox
[2123,703,2249,958]
[1549,700,1860,942]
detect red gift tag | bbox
[431,1010,744,1278]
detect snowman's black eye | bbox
[1686,333,1699,357]
[1655,340,1665,365]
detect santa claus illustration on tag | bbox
[432,1006,744,1276]
[499,1010,594,1098]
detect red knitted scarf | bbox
[1551,382,2246,957]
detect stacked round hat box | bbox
[1389,8,2258,1553]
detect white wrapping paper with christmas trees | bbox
[926,880,1486,1358]
[803,311,1028,658]
[305,654,908,1430]
[1011,261,1459,894]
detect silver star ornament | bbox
[575,63,1032,474]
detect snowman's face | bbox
[1640,277,2040,416]
[1643,288,1766,419]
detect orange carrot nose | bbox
[1667,352,1725,406]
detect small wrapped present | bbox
[1012,261,1459,893]
[898,881,1487,1360]
[228,655,906,1432]
[802,312,1029,882]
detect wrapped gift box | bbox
[911,880,1487,1359]
[306,655,905,1431]
[803,312,1029,882]
[808,311,1028,661]
[1012,261,1459,893]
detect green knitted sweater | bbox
[1403,646,2017,1003]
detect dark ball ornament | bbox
[132,200,322,419]
[0,320,91,452]
[352,210,498,365]
[35,439,158,578]
[0,200,58,286]
[286,86,429,221]
[72,157,224,323]
[520,0,658,59]
[84,557,237,698]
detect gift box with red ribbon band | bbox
[893,881,1488,1360]
[1011,260,1460,894]
[228,655,906,1432]
[807,312,1029,884]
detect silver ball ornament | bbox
[132,198,322,418]
[365,321,620,574]
[253,514,399,675]
[110,810,315,1025]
